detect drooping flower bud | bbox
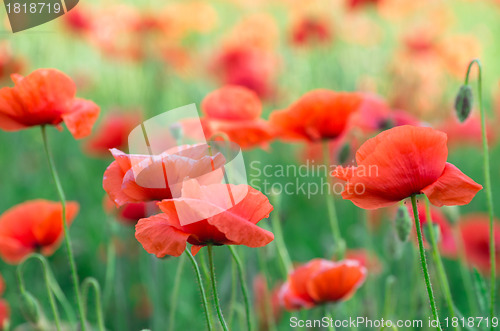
[395,205,412,242]
[19,292,42,325]
[454,85,473,122]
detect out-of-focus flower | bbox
[346,0,380,10]
[63,5,93,34]
[270,89,364,142]
[0,200,79,264]
[85,111,142,156]
[339,13,382,46]
[0,42,24,82]
[344,249,383,274]
[460,214,500,274]
[0,69,100,139]
[437,35,481,79]
[211,45,279,99]
[135,181,274,257]
[333,125,482,209]
[437,115,495,148]
[202,85,275,149]
[290,16,332,46]
[253,274,282,330]
[0,273,8,330]
[103,144,225,207]
[279,259,366,310]
[222,13,278,51]
[103,196,159,226]
[408,204,457,257]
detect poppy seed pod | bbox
[454,85,473,123]
[395,205,412,242]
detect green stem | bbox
[207,245,229,331]
[269,193,292,277]
[17,254,61,331]
[453,224,478,316]
[322,141,345,259]
[228,246,252,331]
[228,259,238,327]
[185,249,213,331]
[464,59,495,326]
[41,126,86,331]
[324,308,336,331]
[169,253,186,331]
[48,268,76,324]
[423,197,458,330]
[103,221,117,310]
[81,278,106,331]
[410,195,442,330]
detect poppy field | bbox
[2,0,500,330]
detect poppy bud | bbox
[19,292,42,325]
[385,230,403,260]
[337,142,351,164]
[395,206,412,242]
[169,123,184,143]
[441,206,460,225]
[454,85,473,123]
[423,224,441,248]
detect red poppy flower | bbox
[135,181,274,257]
[290,17,332,46]
[332,125,482,209]
[103,196,159,226]
[269,89,364,142]
[460,214,500,274]
[0,69,100,139]
[0,200,79,264]
[278,259,366,310]
[437,115,495,149]
[0,42,24,82]
[408,203,457,257]
[103,144,226,207]
[201,85,275,149]
[211,46,278,99]
[253,274,282,330]
[0,299,8,331]
[85,111,142,156]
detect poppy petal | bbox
[135,214,190,258]
[307,260,366,303]
[62,98,100,139]
[422,163,483,207]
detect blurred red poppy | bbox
[290,17,332,46]
[460,214,500,274]
[202,85,275,149]
[103,196,159,226]
[0,42,24,82]
[85,111,142,156]
[408,204,457,257]
[270,89,364,142]
[0,69,100,139]
[211,45,278,99]
[279,259,366,310]
[135,181,274,257]
[347,0,380,10]
[253,274,282,330]
[333,125,482,209]
[0,299,8,331]
[103,144,226,207]
[437,115,495,149]
[0,200,79,264]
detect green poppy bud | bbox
[454,85,473,122]
[337,142,351,165]
[395,205,412,242]
[19,292,42,325]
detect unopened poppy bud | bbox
[385,230,403,260]
[337,142,351,164]
[395,206,412,242]
[454,85,473,123]
[441,206,460,225]
[423,224,441,247]
[19,292,42,325]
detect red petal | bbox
[62,98,100,139]
[135,215,190,257]
[422,162,482,207]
